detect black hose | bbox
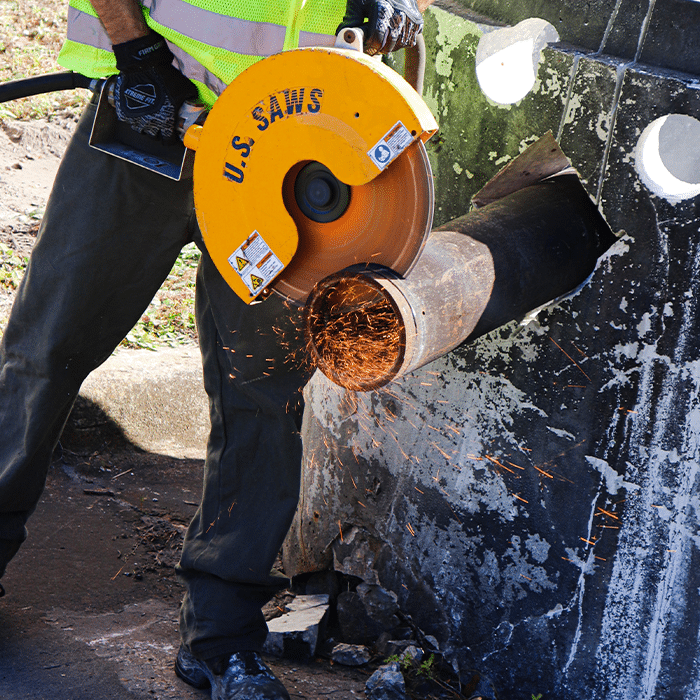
[0,72,97,104]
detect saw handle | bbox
[336,27,426,94]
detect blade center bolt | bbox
[307,177,332,208]
[294,161,351,223]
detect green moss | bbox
[421,6,574,226]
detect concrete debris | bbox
[335,581,405,646]
[356,583,401,630]
[304,570,340,599]
[336,590,384,645]
[423,634,440,652]
[365,662,408,700]
[263,594,329,660]
[376,637,413,658]
[330,642,371,666]
[399,645,423,665]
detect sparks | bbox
[549,336,591,381]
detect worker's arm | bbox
[89,0,149,44]
[88,0,197,141]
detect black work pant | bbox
[0,100,312,660]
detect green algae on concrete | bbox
[420,5,572,226]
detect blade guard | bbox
[185,47,437,303]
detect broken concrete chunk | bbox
[365,662,408,700]
[304,570,340,600]
[330,642,371,666]
[336,590,384,644]
[357,582,401,630]
[263,594,329,660]
[400,645,423,665]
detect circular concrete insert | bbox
[635,114,700,204]
[476,18,559,105]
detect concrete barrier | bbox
[79,347,208,460]
[284,2,700,698]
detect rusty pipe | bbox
[304,174,616,391]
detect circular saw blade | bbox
[275,139,434,304]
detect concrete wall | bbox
[285,1,700,698]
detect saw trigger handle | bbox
[333,27,425,94]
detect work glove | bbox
[112,32,197,142]
[337,0,423,55]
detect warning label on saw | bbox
[368,121,413,171]
[228,231,284,296]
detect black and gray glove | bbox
[112,32,197,141]
[337,0,423,55]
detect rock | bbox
[365,662,407,700]
[330,642,371,666]
[336,582,404,646]
[263,594,329,660]
[375,637,411,658]
[356,583,401,630]
[336,591,383,645]
[400,645,423,665]
[423,634,440,652]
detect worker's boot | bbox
[175,646,290,699]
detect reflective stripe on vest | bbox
[60,0,341,107]
[66,4,335,59]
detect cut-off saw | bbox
[184,30,437,304]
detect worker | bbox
[0,0,427,697]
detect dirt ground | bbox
[0,117,374,700]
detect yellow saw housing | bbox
[184,46,438,303]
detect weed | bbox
[418,653,437,678]
[532,694,543,700]
[0,243,29,291]
[384,652,440,685]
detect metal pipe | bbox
[304,174,616,391]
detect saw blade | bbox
[275,139,434,304]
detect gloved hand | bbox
[112,32,197,141]
[337,0,423,55]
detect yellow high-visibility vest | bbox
[58,0,345,107]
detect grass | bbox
[121,243,200,350]
[0,0,90,119]
[0,242,29,291]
